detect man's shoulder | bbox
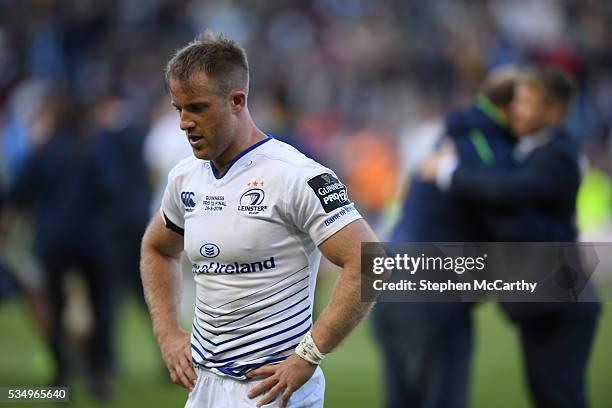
[539,129,578,159]
[551,129,578,149]
[167,155,204,180]
[256,138,330,180]
[445,106,483,136]
[526,129,579,176]
[446,105,510,141]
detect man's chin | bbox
[511,125,531,137]
[191,147,212,160]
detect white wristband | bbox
[295,331,326,365]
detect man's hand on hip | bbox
[247,354,316,408]
[159,329,197,390]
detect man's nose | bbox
[180,114,196,131]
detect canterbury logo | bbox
[181,192,196,208]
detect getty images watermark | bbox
[361,243,611,302]
[371,252,536,293]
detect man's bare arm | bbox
[310,219,377,353]
[248,219,378,407]
[140,214,197,390]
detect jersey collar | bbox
[210,135,273,179]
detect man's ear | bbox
[230,91,246,113]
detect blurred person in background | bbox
[0,219,49,342]
[372,67,521,408]
[143,98,197,324]
[0,81,52,340]
[3,85,115,400]
[91,92,151,302]
[0,193,15,304]
[144,101,193,214]
[422,66,600,408]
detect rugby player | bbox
[140,32,377,408]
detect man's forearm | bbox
[310,264,372,354]
[140,246,182,341]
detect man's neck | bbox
[211,123,268,176]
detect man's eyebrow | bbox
[185,102,210,110]
[170,100,212,112]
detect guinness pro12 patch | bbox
[307,173,351,213]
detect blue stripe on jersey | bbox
[192,344,302,378]
[191,343,207,362]
[196,284,309,329]
[192,313,311,357]
[195,294,310,337]
[240,341,303,369]
[193,304,310,347]
[216,366,241,377]
[233,356,287,374]
[215,355,289,378]
[211,266,308,309]
[196,275,309,319]
[191,325,310,364]
[257,342,303,360]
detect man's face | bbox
[169,72,236,161]
[510,83,558,137]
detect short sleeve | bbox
[159,168,185,235]
[288,169,362,246]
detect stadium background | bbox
[1,0,611,406]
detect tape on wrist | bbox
[295,331,326,365]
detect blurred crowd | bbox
[1,0,612,402]
[1,0,612,216]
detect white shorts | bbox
[185,366,325,408]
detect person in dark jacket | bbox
[422,66,600,408]
[372,67,521,408]
[91,94,151,301]
[5,90,115,399]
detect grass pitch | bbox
[0,276,610,407]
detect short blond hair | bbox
[165,31,249,95]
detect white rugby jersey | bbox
[160,136,362,379]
